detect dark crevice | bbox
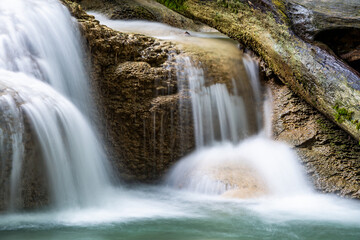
[314,27,360,73]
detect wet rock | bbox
[62,0,196,182]
[74,0,212,31]
[284,0,360,72]
[285,0,360,41]
[0,112,49,211]
[266,77,360,199]
[172,0,360,148]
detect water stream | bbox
[0,0,112,210]
[0,3,359,240]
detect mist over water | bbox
[0,2,359,239]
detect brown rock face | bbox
[62,0,260,182]
[266,78,360,199]
[0,110,49,212]
[62,1,195,182]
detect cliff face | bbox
[0,116,49,211]
[62,1,195,182]
[61,0,258,182]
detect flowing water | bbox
[0,3,360,240]
[0,0,112,210]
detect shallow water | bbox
[1,186,360,240]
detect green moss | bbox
[156,0,186,12]
[216,0,248,14]
[214,12,222,23]
[333,104,353,123]
[316,118,329,130]
[272,0,289,24]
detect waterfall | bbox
[175,56,257,147]
[0,0,112,210]
[0,0,92,113]
[167,54,312,197]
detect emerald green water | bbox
[1,187,359,240]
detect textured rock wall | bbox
[64,0,360,199]
[63,1,195,182]
[265,77,360,198]
[0,115,48,211]
[170,0,360,143]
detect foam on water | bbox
[166,136,312,196]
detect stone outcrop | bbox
[62,0,259,182]
[62,0,196,182]
[266,77,360,198]
[166,0,360,143]
[73,0,212,31]
[0,111,49,211]
[64,0,360,199]
[285,0,360,74]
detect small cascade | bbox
[167,54,312,198]
[0,0,92,113]
[0,0,112,210]
[0,71,111,209]
[175,56,257,147]
[0,94,24,209]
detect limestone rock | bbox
[168,0,360,143]
[267,78,360,199]
[62,0,196,182]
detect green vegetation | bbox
[216,0,245,14]
[351,119,360,130]
[156,0,186,12]
[333,104,353,123]
[272,0,290,24]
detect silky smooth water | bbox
[0,0,92,113]
[0,2,360,239]
[0,0,112,210]
[0,186,360,239]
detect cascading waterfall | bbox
[167,55,312,197]
[91,11,314,198]
[0,93,24,209]
[0,6,359,238]
[175,57,251,147]
[0,0,112,210]
[0,0,92,113]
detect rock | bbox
[61,0,195,182]
[214,162,268,199]
[64,0,360,200]
[62,0,259,182]
[74,0,213,31]
[0,110,49,211]
[166,0,360,151]
[266,77,360,199]
[285,0,360,41]
[284,0,360,72]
